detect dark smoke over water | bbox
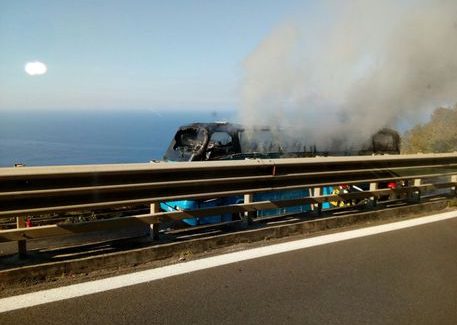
[239,0,457,151]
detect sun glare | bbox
[24,61,47,76]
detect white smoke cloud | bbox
[239,0,457,150]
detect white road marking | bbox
[1,211,456,313]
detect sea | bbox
[0,109,236,167]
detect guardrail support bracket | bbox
[16,216,27,258]
[451,175,457,196]
[244,194,254,225]
[150,203,161,240]
[369,183,378,207]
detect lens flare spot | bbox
[24,61,47,76]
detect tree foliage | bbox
[402,106,457,153]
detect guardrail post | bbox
[409,178,421,202]
[313,187,322,215]
[451,175,457,196]
[244,193,254,225]
[369,182,378,207]
[150,203,160,240]
[16,216,27,258]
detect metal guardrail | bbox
[1,153,457,256]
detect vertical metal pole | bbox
[150,202,160,241]
[14,164,27,258]
[313,187,322,215]
[369,182,378,191]
[369,182,378,207]
[410,178,422,202]
[16,216,27,258]
[451,175,457,196]
[244,193,254,225]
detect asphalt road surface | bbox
[1,215,456,324]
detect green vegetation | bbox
[402,105,457,154]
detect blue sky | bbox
[0,0,323,111]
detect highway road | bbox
[1,213,456,324]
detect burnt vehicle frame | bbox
[161,122,402,226]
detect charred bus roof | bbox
[163,122,401,162]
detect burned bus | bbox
[161,122,401,226]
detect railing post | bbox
[313,187,322,215]
[244,193,254,225]
[150,202,160,240]
[16,216,27,258]
[451,175,457,196]
[369,182,378,207]
[409,178,422,202]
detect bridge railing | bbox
[1,153,457,256]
